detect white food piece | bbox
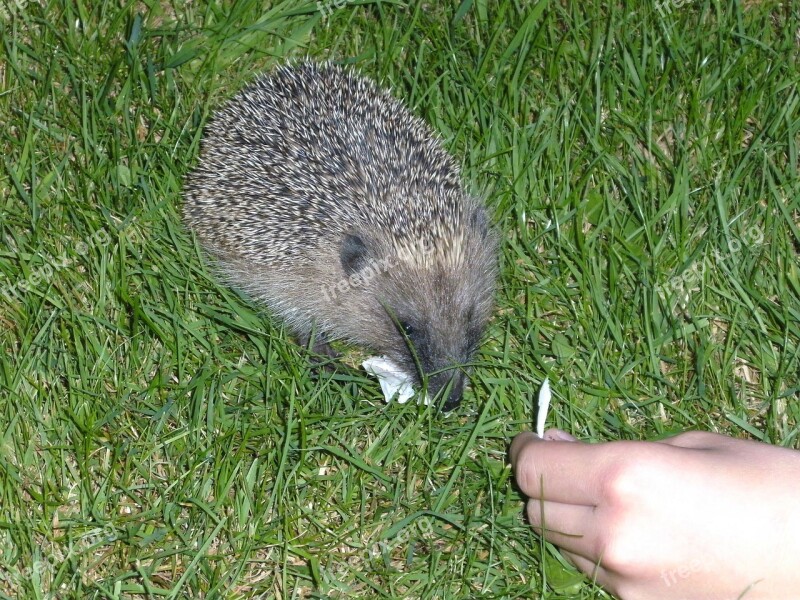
[362,356,432,405]
[536,378,551,438]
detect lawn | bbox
[0,0,798,598]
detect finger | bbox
[543,428,577,441]
[525,498,601,557]
[563,552,617,594]
[509,431,540,464]
[510,432,626,505]
[508,430,575,463]
[533,541,612,593]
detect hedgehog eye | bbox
[399,321,414,338]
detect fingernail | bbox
[543,428,576,442]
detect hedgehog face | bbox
[388,298,491,410]
[339,206,497,410]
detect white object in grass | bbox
[536,378,551,438]
[362,356,432,405]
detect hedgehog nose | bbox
[436,370,465,412]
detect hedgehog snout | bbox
[390,318,470,410]
[427,367,466,411]
[411,344,470,411]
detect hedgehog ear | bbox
[340,234,370,275]
[470,208,490,239]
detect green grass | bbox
[1,0,798,598]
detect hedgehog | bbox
[183,62,497,410]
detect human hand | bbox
[509,429,800,599]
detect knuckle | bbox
[597,517,648,574]
[598,444,665,504]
